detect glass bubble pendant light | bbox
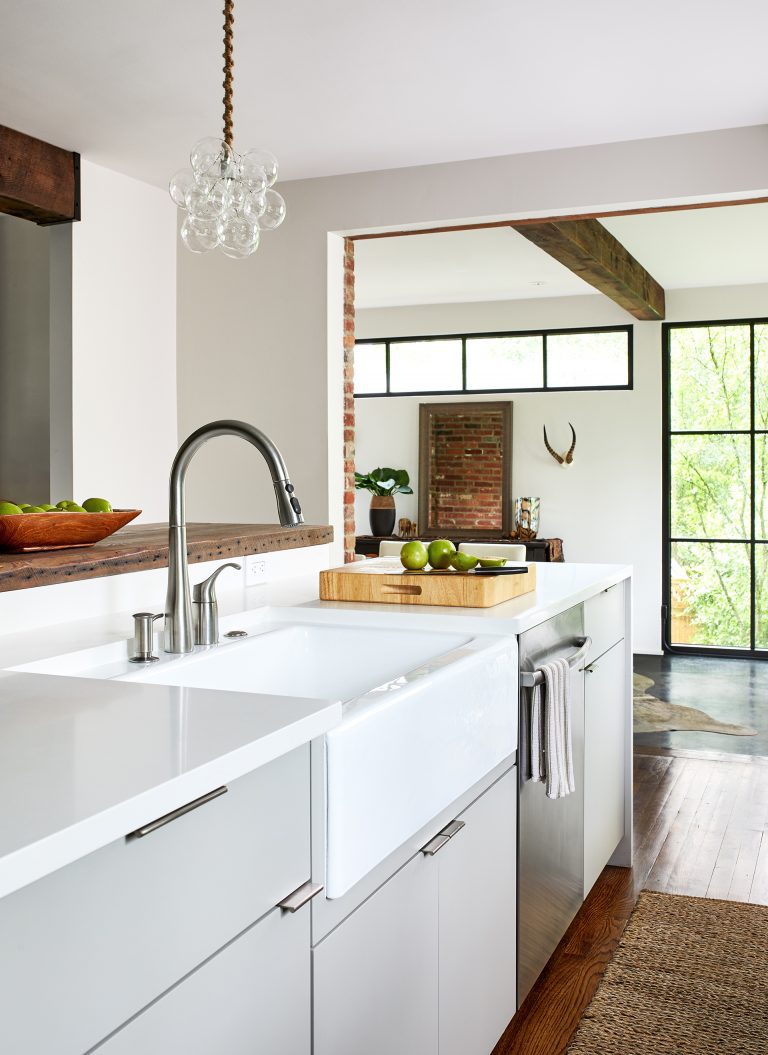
[169,0,286,258]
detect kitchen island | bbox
[0,559,632,1055]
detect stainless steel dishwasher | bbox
[517,604,592,1005]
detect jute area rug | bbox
[634,673,756,736]
[566,890,768,1054]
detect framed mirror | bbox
[418,401,512,538]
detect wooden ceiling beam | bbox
[511,217,665,320]
[0,124,79,225]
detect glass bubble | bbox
[258,188,286,230]
[207,178,233,216]
[218,216,260,254]
[241,148,277,187]
[238,155,267,194]
[190,137,226,177]
[227,180,248,211]
[180,216,220,254]
[243,190,266,222]
[184,184,217,222]
[169,168,195,208]
[221,240,260,260]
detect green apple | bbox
[82,497,113,513]
[427,538,456,569]
[479,558,507,568]
[0,501,23,515]
[400,540,429,570]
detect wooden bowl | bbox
[0,509,141,552]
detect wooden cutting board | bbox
[319,559,536,608]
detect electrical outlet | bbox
[245,555,268,586]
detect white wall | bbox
[355,284,768,654]
[176,125,768,568]
[70,160,177,520]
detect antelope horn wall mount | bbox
[543,422,577,466]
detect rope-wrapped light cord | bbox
[222,0,234,147]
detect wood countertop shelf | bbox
[0,522,333,593]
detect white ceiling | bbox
[354,203,768,309]
[602,205,768,290]
[355,228,597,308]
[2,1,768,186]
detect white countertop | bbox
[0,670,340,899]
[297,559,632,636]
[0,559,629,899]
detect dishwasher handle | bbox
[519,636,592,689]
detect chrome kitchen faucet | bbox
[164,420,304,654]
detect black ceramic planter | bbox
[369,497,396,536]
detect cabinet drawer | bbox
[439,768,517,1055]
[584,640,627,895]
[313,849,439,1055]
[585,582,625,662]
[0,745,309,1055]
[94,905,310,1055]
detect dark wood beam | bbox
[0,124,79,225]
[511,217,664,320]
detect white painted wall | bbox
[70,160,177,520]
[355,284,768,654]
[176,126,768,570]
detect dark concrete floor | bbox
[633,653,768,758]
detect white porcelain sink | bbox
[114,622,471,702]
[11,607,518,897]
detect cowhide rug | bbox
[633,673,757,736]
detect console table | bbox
[354,536,564,562]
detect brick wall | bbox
[343,239,356,561]
[428,412,503,531]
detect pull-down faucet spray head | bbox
[165,419,303,654]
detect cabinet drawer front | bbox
[584,640,627,894]
[0,746,309,1055]
[585,582,625,662]
[313,851,439,1055]
[439,768,517,1055]
[94,906,310,1055]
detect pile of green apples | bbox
[399,538,506,573]
[0,498,114,515]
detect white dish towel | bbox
[528,656,575,799]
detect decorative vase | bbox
[513,497,540,539]
[369,495,396,536]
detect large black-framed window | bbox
[662,317,768,657]
[353,324,633,397]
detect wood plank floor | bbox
[492,749,768,1055]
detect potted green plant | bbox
[354,467,413,536]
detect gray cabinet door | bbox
[584,639,626,894]
[313,848,439,1055]
[95,905,309,1055]
[439,768,517,1055]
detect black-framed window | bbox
[353,324,633,397]
[662,317,768,656]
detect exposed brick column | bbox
[343,239,356,562]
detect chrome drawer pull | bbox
[421,818,466,856]
[278,881,324,912]
[129,786,228,838]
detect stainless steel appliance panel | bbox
[517,604,585,1005]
